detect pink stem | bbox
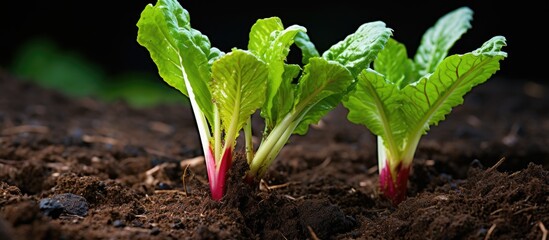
[379,160,410,206]
[204,147,233,201]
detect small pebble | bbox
[113,220,125,228]
[470,159,484,169]
[156,182,172,190]
[39,199,64,218]
[150,227,160,235]
[39,193,88,218]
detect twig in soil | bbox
[154,189,187,196]
[307,226,320,240]
[282,195,304,201]
[123,226,150,233]
[59,214,85,220]
[145,194,154,204]
[508,170,522,178]
[82,135,119,145]
[317,157,331,169]
[490,208,504,216]
[148,121,174,134]
[259,179,296,192]
[180,156,204,168]
[513,206,538,215]
[1,125,49,135]
[145,165,162,185]
[182,164,190,196]
[539,222,548,240]
[484,223,497,240]
[367,165,378,175]
[486,157,506,173]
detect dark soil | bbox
[1,69,548,240]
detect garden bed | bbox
[1,70,548,239]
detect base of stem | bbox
[379,161,410,206]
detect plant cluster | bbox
[137,0,506,205]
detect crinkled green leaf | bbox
[248,17,284,56]
[292,58,354,134]
[211,50,269,141]
[342,69,407,153]
[294,31,320,64]
[322,21,392,77]
[374,38,416,89]
[414,7,473,77]
[248,18,307,129]
[403,36,507,135]
[137,0,221,123]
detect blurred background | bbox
[1,1,545,107]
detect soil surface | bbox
[1,70,548,240]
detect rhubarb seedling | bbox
[137,0,392,200]
[342,7,507,205]
[137,0,268,200]
[245,18,392,181]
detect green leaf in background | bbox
[11,38,103,97]
[99,72,187,108]
[294,31,320,65]
[137,0,222,122]
[403,36,507,136]
[11,38,185,108]
[343,36,506,165]
[413,7,473,77]
[210,50,269,142]
[322,21,393,77]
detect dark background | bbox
[1,1,546,81]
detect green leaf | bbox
[414,7,473,77]
[342,69,407,155]
[292,58,354,134]
[211,50,269,142]
[248,18,307,128]
[137,0,220,123]
[294,31,320,64]
[11,38,103,97]
[373,38,416,89]
[403,36,507,136]
[269,64,300,129]
[322,21,392,77]
[248,17,284,56]
[293,93,341,135]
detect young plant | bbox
[244,17,393,181]
[137,0,392,200]
[342,7,507,205]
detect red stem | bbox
[379,160,410,206]
[204,147,233,201]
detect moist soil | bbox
[1,70,548,240]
